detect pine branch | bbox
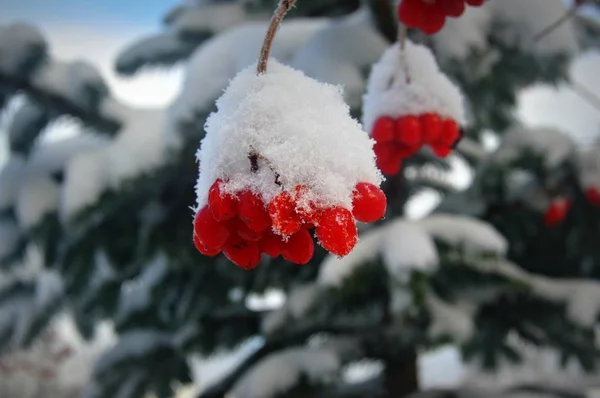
[0,71,121,134]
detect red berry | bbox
[193,206,231,250]
[193,234,221,257]
[544,199,571,227]
[465,0,485,5]
[260,232,284,258]
[441,0,466,17]
[238,190,271,232]
[420,3,446,34]
[236,219,265,241]
[281,228,315,265]
[585,187,600,206]
[420,113,443,145]
[269,192,303,236]
[223,235,261,270]
[208,179,238,221]
[440,119,460,147]
[316,207,358,257]
[294,185,323,225]
[432,145,452,158]
[395,116,422,149]
[371,116,396,143]
[374,142,402,176]
[398,0,425,28]
[352,182,387,223]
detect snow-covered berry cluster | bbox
[193,61,385,270]
[372,114,461,175]
[363,41,465,176]
[544,187,600,227]
[398,0,486,34]
[193,180,386,269]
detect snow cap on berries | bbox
[362,41,466,134]
[195,59,382,211]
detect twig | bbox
[257,0,297,74]
[533,5,579,43]
[398,24,411,84]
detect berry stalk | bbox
[257,0,298,74]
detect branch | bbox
[0,71,121,134]
[257,0,298,74]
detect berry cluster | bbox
[371,114,461,176]
[398,0,486,35]
[193,179,387,270]
[544,187,600,227]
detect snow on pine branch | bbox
[362,40,465,134]
[227,347,341,398]
[195,59,381,211]
[0,23,47,77]
[261,283,321,335]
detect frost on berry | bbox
[316,207,358,257]
[268,191,302,236]
[281,227,314,265]
[352,182,387,223]
[363,41,465,154]
[208,179,238,221]
[193,206,230,250]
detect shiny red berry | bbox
[440,119,460,147]
[238,190,271,232]
[236,219,265,242]
[372,116,396,143]
[269,191,302,236]
[260,232,284,258]
[420,113,443,146]
[585,187,600,206]
[352,182,387,223]
[316,207,358,257]
[441,0,466,17]
[223,235,261,270]
[398,0,425,28]
[465,0,485,6]
[374,142,402,176]
[193,234,221,257]
[208,179,238,221]
[432,145,452,158]
[281,228,315,265]
[193,206,230,250]
[544,199,571,227]
[420,3,446,34]
[395,116,422,150]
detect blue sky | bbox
[1,0,177,28]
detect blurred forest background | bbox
[2,0,600,398]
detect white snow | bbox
[433,6,492,61]
[0,219,20,260]
[195,60,381,212]
[15,175,60,229]
[0,155,26,210]
[381,220,439,281]
[228,348,340,398]
[261,284,320,335]
[169,19,327,138]
[362,41,466,134]
[426,294,475,344]
[291,10,388,109]
[30,60,108,109]
[33,270,63,310]
[0,23,46,75]
[418,214,508,256]
[492,126,577,170]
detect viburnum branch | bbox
[533,3,581,43]
[257,0,298,74]
[249,151,282,186]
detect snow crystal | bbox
[30,60,108,110]
[318,227,387,287]
[169,19,327,135]
[362,41,465,135]
[427,294,475,344]
[291,10,388,109]
[0,23,46,76]
[488,0,578,56]
[0,155,26,210]
[433,6,492,61]
[381,220,439,281]
[15,175,60,229]
[0,219,20,260]
[195,60,381,212]
[228,348,340,398]
[262,284,320,335]
[492,126,576,170]
[418,214,508,255]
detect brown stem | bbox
[257,0,298,74]
[249,152,282,186]
[398,23,411,84]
